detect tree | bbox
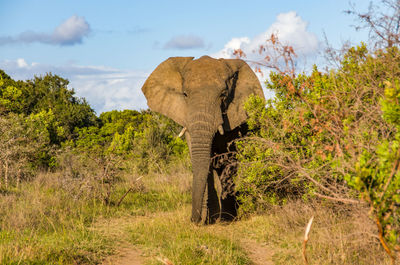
[0,71,98,143]
[347,0,400,48]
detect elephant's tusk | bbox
[177,127,187,138]
[218,125,224,135]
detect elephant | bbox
[141,55,265,224]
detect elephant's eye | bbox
[183,91,188,97]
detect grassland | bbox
[0,165,391,265]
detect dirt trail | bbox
[240,239,274,265]
[102,246,145,265]
[96,215,274,265]
[104,239,273,265]
[94,216,148,265]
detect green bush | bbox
[349,72,400,257]
[0,110,63,186]
[0,72,98,143]
[235,44,400,255]
[68,109,189,174]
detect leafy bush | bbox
[235,44,400,257]
[349,71,400,258]
[0,110,63,187]
[0,72,97,143]
[68,109,189,174]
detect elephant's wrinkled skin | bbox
[141,56,265,224]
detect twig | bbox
[376,215,396,265]
[314,192,362,204]
[379,147,400,203]
[302,216,314,265]
[364,189,397,264]
[116,176,143,207]
[156,257,174,265]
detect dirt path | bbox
[94,216,148,265]
[240,239,274,265]
[96,215,274,265]
[102,245,146,265]
[103,239,273,265]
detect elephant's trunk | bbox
[189,111,221,223]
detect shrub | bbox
[0,110,62,187]
[235,44,400,258]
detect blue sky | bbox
[0,0,371,114]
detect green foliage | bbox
[235,44,400,256]
[129,112,189,173]
[26,74,98,141]
[0,71,27,114]
[0,110,64,186]
[0,71,100,186]
[69,109,189,174]
[346,74,400,255]
[235,45,396,205]
[0,72,97,142]
[0,70,189,186]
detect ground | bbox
[97,213,274,265]
[94,202,390,265]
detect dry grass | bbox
[104,199,391,265]
[227,201,391,265]
[0,159,193,264]
[0,159,392,264]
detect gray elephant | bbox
[142,56,265,224]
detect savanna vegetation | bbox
[1,1,400,264]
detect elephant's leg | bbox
[200,170,222,224]
[207,170,221,223]
[213,169,222,214]
[216,166,238,221]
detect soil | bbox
[102,238,273,265]
[240,239,274,265]
[102,246,146,265]
[97,215,274,265]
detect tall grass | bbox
[229,201,391,265]
[0,156,192,264]
[0,154,391,264]
[0,172,114,264]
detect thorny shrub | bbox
[233,36,400,259]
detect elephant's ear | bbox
[224,59,265,130]
[142,57,194,127]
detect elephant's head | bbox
[142,56,264,223]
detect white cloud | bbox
[0,15,90,46]
[72,71,149,113]
[164,35,205,50]
[214,37,250,59]
[212,11,319,99]
[213,12,318,60]
[0,59,148,114]
[16,58,28,68]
